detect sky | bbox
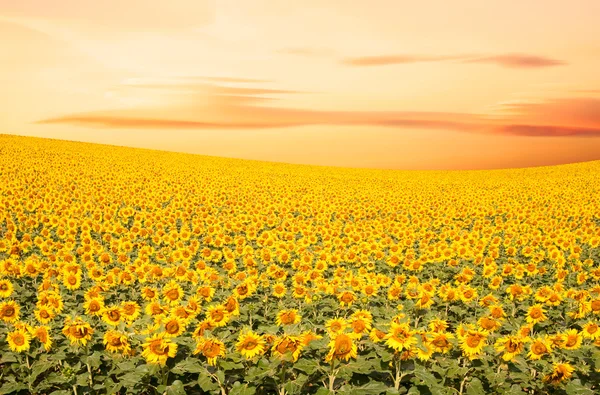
[1,0,600,170]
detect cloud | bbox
[498,125,600,137]
[341,52,565,68]
[36,79,600,138]
[464,53,566,68]
[341,54,465,66]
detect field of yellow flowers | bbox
[1,134,600,395]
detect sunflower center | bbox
[165,321,180,334]
[334,336,352,356]
[108,310,120,321]
[203,341,221,357]
[433,337,449,348]
[530,309,542,319]
[243,339,257,350]
[466,334,482,348]
[505,340,519,353]
[532,342,548,354]
[40,309,50,318]
[150,341,169,355]
[3,306,15,317]
[13,333,25,346]
[166,289,180,300]
[565,336,577,347]
[588,324,598,334]
[211,311,225,322]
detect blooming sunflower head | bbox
[236,330,266,360]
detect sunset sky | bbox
[1,0,600,170]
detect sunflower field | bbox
[1,134,600,394]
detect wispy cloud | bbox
[36,79,600,138]
[341,54,466,66]
[341,52,566,68]
[464,53,566,68]
[498,125,600,137]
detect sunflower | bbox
[369,328,387,343]
[223,296,240,316]
[162,281,184,305]
[301,330,323,346]
[63,273,81,290]
[236,330,266,359]
[31,325,52,351]
[163,315,187,337]
[276,309,301,326]
[205,305,230,327]
[34,306,56,324]
[581,321,600,339]
[145,301,168,318]
[192,320,216,339]
[560,329,582,350]
[141,332,178,366]
[0,279,13,298]
[325,333,358,362]
[543,363,575,385]
[526,304,547,324]
[272,335,304,362]
[350,317,372,335]
[429,319,449,333]
[101,306,123,326]
[84,298,105,317]
[141,287,158,301]
[326,318,348,336]
[272,283,287,298]
[338,291,356,307]
[494,335,527,361]
[194,337,226,366]
[0,300,20,323]
[62,316,94,346]
[478,316,501,332]
[527,337,552,360]
[385,322,416,352]
[103,330,131,354]
[459,287,478,304]
[196,285,215,302]
[459,330,488,360]
[7,328,30,353]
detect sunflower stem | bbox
[328,360,336,393]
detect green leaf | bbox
[412,364,448,394]
[229,381,257,395]
[171,359,204,375]
[338,381,390,395]
[166,380,186,395]
[29,360,56,383]
[503,384,526,395]
[0,382,27,395]
[315,389,334,395]
[119,370,146,388]
[219,360,244,370]
[565,380,595,395]
[198,375,219,392]
[49,391,72,395]
[0,354,17,364]
[84,351,103,369]
[466,377,485,395]
[294,359,320,375]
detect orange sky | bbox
[1,0,600,170]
